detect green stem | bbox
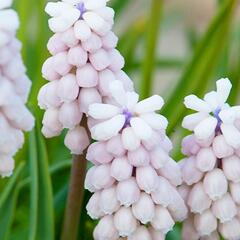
[140,0,162,99]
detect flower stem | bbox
[61,154,87,240]
[61,117,89,240]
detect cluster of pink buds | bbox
[85,80,188,240]
[38,0,133,154]
[0,0,34,177]
[179,78,240,240]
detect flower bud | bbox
[127,145,150,167]
[42,108,62,133]
[212,135,234,158]
[89,48,110,71]
[67,45,87,67]
[110,157,132,181]
[196,147,216,172]
[136,166,158,193]
[200,231,219,240]
[74,20,91,42]
[128,226,151,240]
[113,207,137,237]
[150,146,170,169]
[222,155,240,182]
[203,169,227,200]
[181,134,200,156]
[121,127,140,151]
[211,193,237,223]
[61,27,78,48]
[82,32,102,53]
[194,210,217,236]
[219,218,240,240]
[132,192,155,224]
[230,182,240,204]
[187,182,212,214]
[116,177,140,207]
[86,192,103,219]
[99,186,120,215]
[52,51,72,76]
[93,215,118,240]
[84,166,97,192]
[106,134,126,157]
[0,155,14,177]
[182,218,199,240]
[151,206,174,234]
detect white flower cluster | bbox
[38,0,133,154]
[0,0,34,177]
[85,81,188,240]
[179,78,240,240]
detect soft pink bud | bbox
[85,166,97,192]
[91,164,115,190]
[178,184,191,202]
[121,127,140,151]
[74,20,91,42]
[57,74,79,102]
[86,142,113,164]
[99,186,120,215]
[98,69,116,96]
[115,70,134,92]
[200,232,219,240]
[78,88,102,113]
[182,135,200,156]
[93,215,118,240]
[142,131,163,151]
[89,48,110,71]
[219,218,240,240]
[67,46,88,67]
[102,31,118,50]
[47,33,67,55]
[212,135,234,158]
[0,155,14,177]
[127,146,150,167]
[113,207,137,237]
[151,206,174,234]
[196,134,214,148]
[203,168,227,200]
[41,126,60,138]
[132,192,155,224]
[76,63,98,88]
[86,192,103,219]
[61,27,79,47]
[136,166,158,193]
[222,155,240,182]
[116,177,140,207]
[52,51,72,76]
[230,182,240,204]
[187,182,212,214]
[82,32,102,53]
[211,193,237,223]
[106,134,126,157]
[110,157,133,181]
[149,227,165,240]
[42,108,62,133]
[158,159,182,186]
[196,147,217,172]
[64,126,90,154]
[180,157,204,185]
[42,57,60,81]
[108,49,124,72]
[58,101,82,129]
[150,146,170,169]
[182,218,199,240]
[128,226,151,240]
[194,210,217,236]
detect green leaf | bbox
[161,0,237,134]
[140,0,163,99]
[36,125,55,240]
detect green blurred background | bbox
[0,0,240,239]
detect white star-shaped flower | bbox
[88,81,167,150]
[45,0,113,37]
[183,78,240,149]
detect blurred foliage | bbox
[0,0,239,239]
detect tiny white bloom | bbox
[88,80,167,148]
[183,78,240,148]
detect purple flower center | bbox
[75,2,86,19]
[213,107,222,133]
[123,109,132,128]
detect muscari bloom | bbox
[180,78,240,240]
[86,82,188,240]
[38,0,132,154]
[0,0,34,177]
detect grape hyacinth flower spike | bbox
[0,0,34,177]
[180,78,240,240]
[38,0,132,154]
[86,81,188,240]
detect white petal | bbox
[221,124,240,149]
[83,11,105,32]
[203,91,219,110]
[184,95,211,112]
[109,80,126,106]
[85,0,106,10]
[219,108,236,124]
[134,95,164,114]
[216,78,232,105]
[88,103,120,119]
[130,117,152,140]
[182,112,208,131]
[126,92,139,111]
[91,115,125,141]
[141,113,168,130]
[194,116,217,140]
